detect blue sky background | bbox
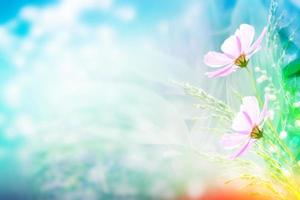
[0,0,299,199]
[0,0,56,23]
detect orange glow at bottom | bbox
[179,188,272,200]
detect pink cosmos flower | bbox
[221,96,269,159]
[204,24,267,78]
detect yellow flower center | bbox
[234,54,248,68]
[250,125,263,139]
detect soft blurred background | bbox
[0,0,299,199]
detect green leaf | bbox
[283,58,300,78]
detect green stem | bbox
[245,67,263,105]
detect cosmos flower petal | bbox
[247,46,261,59]
[223,96,265,159]
[235,24,255,52]
[236,36,242,53]
[242,111,253,126]
[247,27,267,55]
[240,96,260,125]
[221,35,241,58]
[230,138,255,159]
[232,111,253,133]
[203,51,233,67]
[236,130,251,134]
[205,65,236,78]
[204,24,266,78]
[221,133,248,149]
